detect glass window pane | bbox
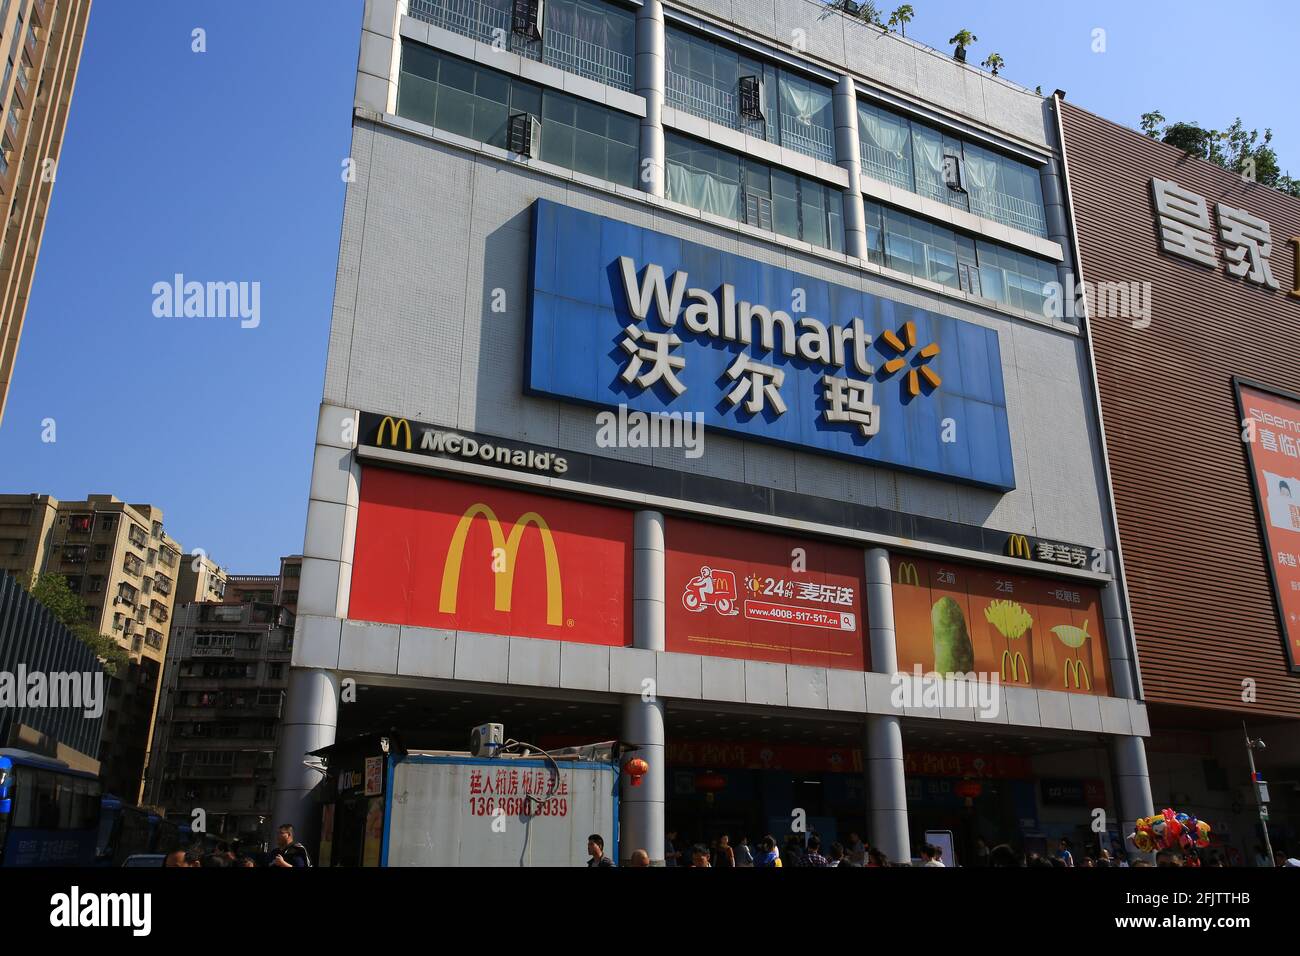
[435,85,476,139]
[799,176,827,248]
[511,81,543,118]
[772,169,799,239]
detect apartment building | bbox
[0,0,93,424]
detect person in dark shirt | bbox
[268,824,312,868]
[587,833,614,867]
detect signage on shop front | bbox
[664,518,867,669]
[526,199,1015,490]
[1236,378,1300,672]
[350,468,633,645]
[891,555,1111,695]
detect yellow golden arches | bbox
[439,504,563,626]
[1063,657,1092,690]
[376,416,412,450]
[1000,649,1030,683]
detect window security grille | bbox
[739,75,764,120]
[745,192,774,231]
[512,0,544,41]
[507,112,541,158]
[958,262,981,296]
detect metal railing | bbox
[666,71,738,127]
[968,190,1048,237]
[779,115,834,163]
[409,0,632,91]
[859,142,912,192]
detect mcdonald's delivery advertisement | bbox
[1238,379,1300,672]
[891,554,1110,696]
[665,518,867,669]
[349,468,633,645]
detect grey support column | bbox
[271,667,340,843]
[1111,734,1156,858]
[1040,156,1073,296]
[621,509,666,864]
[1100,554,1138,701]
[864,547,910,863]
[832,75,868,261]
[635,1,666,198]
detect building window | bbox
[97,514,117,534]
[88,575,105,593]
[62,544,88,564]
[858,98,1048,237]
[128,524,147,548]
[93,544,108,562]
[665,26,835,164]
[407,0,635,91]
[863,199,1057,315]
[664,133,842,251]
[68,513,92,533]
[396,43,639,188]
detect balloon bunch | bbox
[1129,808,1211,853]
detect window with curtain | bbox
[543,0,636,90]
[858,100,913,192]
[777,70,834,162]
[665,133,742,221]
[964,141,1048,237]
[665,26,775,144]
[396,43,639,188]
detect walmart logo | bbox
[880,320,941,396]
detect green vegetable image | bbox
[931,597,975,672]
[1051,621,1089,648]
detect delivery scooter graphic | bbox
[681,566,740,616]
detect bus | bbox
[96,796,196,865]
[0,749,102,867]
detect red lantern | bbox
[623,757,649,787]
[955,780,983,800]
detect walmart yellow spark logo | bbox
[880,320,941,396]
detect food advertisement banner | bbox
[892,555,1110,695]
[665,519,867,669]
[1237,380,1300,672]
[350,468,633,645]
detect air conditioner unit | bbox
[942,153,966,192]
[511,0,544,41]
[470,722,504,758]
[738,75,765,120]
[507,112,541,158]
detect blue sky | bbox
[1,0,1295,574]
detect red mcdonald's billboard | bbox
[350,469,633,645]
[664,519,867,669]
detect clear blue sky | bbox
[1,0,1295,574]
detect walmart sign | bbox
[525,199,1015,490]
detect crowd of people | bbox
[588,829,1300,868]
[163,823,313,868]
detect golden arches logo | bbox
[439,503,563,626]
[1000,649,1030,683]
[1006,534,1032,560]
[1063,657,1092,690]
[377,416,412,450]
[896,562,920,586]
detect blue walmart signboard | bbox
[525,199,1015,490]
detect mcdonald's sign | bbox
[439,503,562,626]
[375,416,412,450]
[1000,649,1030,683]
[1063,657,1092,690]
[350,468,632,646]
[1005,534,1032,560]
[896,562,920,586]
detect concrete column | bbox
[1100,553,1139,701]
[271,667,340,844]
[621,509,666,863]
[864,547,910,863]
[1040,156,1073,299]
[635,1,666,198]
[832,75,868,261]
[1111,734,1156,859]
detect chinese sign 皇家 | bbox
[1238,380,1300,672]
[1151,178,1280,289]
[526,199,1015,490]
